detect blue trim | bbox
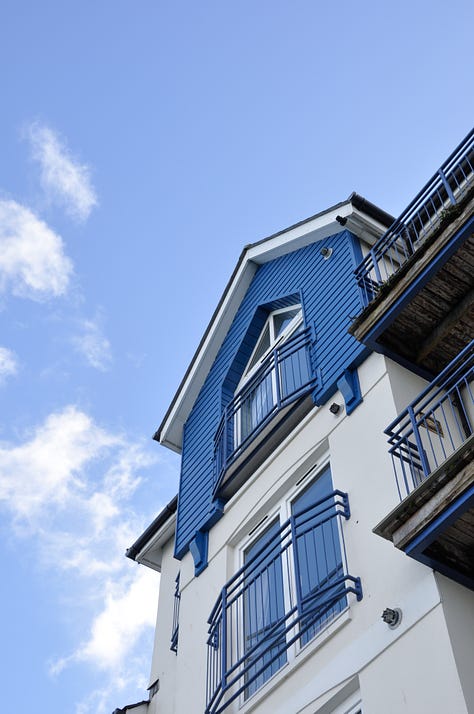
[404,484,474,591]
[406,484,474,556]
[189,530,209,576]
[361,215,474,350]
[337,368,362,415]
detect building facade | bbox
[119,129,474,714]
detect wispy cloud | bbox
[0,406,166,712]
[0,199,72,300]
[0,347,18,384]
[72,315,112,371]
[27,122,98,222]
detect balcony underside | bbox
[350,192,474,377]
[374,435,474,590]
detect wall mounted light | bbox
[320,247,333,259]
[329,402,341,415]
[381,607,402,629]
[336,215,347,226]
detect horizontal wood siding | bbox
[175,230,367,558]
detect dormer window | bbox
[213,302,314,496]
[236,306,303,445]
[240,306,303,382]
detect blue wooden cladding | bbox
[205,488,362,714]
[175,230,369,560]
[386,339,474,499]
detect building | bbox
[118,128,474,714]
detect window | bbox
[213,305,315,493]
[243,520,287,697]
[236,306,303,445]
[291,469,347,646]
[205,465,362,714]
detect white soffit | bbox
[158,199,387,452]
[135,513,176,573]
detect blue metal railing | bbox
[170,572,181,653]
[355,128,474,307]
[213,328,315,493]
[205,491,362,714]
[386,340,474,500]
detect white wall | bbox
[148,536,179,714]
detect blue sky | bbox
[0,2,473,713]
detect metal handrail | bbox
[205,490,362,714]
[355,128,474,307]
[213,327,315,492]
[385,340,474,499]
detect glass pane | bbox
[247,324,271,372]
[244,520,287,698]
[240,373,274,443]
[292,467,346,645]
[273,308,300,339]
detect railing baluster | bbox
[354,129,474,304]
[385,340,474,500]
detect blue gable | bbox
[175,230,369,561]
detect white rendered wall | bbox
[148,536,179,714]
[436,573,474,713]
[150,352,471,714]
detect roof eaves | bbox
[126,495,178,562]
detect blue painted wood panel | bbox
[175,230,369,558]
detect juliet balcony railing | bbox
[355,128,474,307]
[213,327,315,493]
[205,490,362,714]
[170,572,181,653]
[386,340,474,500]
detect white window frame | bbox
[237,305,303,390]
[235,458,351,706]
[234,305,303,449]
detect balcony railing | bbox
[170,572,181,653]
[205,490,362,714]
[355,128,474,307]
[386,340,474,500]
[213,328,315,493]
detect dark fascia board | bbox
[126,495,178,562]
[348,192,394,228]
[154,193,393,450]
[112,703,148,714]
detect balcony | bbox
[350,129,474,377]
[205,490,362,714]
[375,341,474,589]
[213,328,316,498]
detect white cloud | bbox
[0,406,168,714]
[0,406,118,522]
[76,568,157,670]
[72,316,112,371]
[0,346,18,383]
[0,199,72,300]
[27,122,98,222]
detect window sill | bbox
[237,607,352,714]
